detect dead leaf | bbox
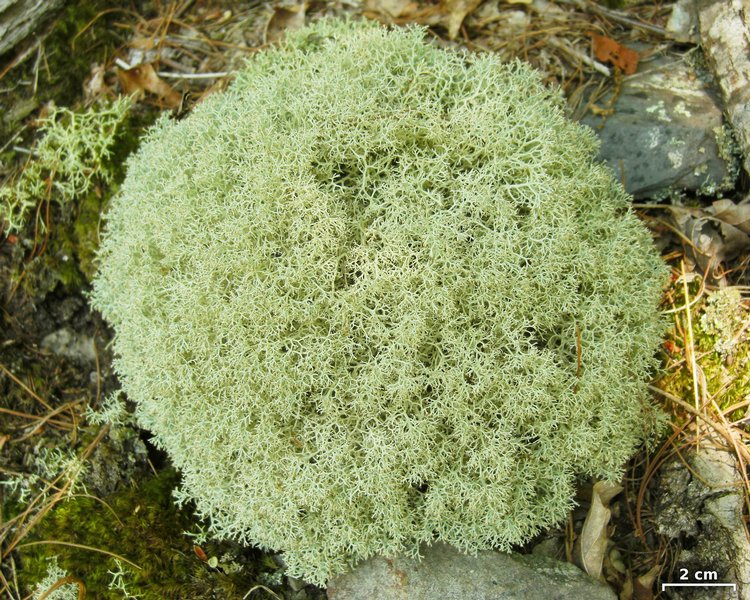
[441,0,483,38]
[710,198,750,233]
[633,565,660,600]
[117,63,181,108]
[83,64,110,102]
[591,34,639,75]
[668,200,750,276]
[129,37,156,51]
[620,576,633,600]
[265,3,308,44]
[365,0,480,39]
[575,480,623,580]
[364,0,416,18]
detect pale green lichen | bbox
[92,19,667,585]
[2,446,87,508]
[32,557,79,600]
[0,97,131,233]
[701,287,746,356]
[85,391,132,428]
[106,560,142,599]
[706,123,742,195]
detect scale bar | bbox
[662,583,737,590]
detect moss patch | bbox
[19,468,278,599]
[657,287,750,421]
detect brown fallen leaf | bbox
[129,36,156,51]
[83,64,111,102]
[441,0,483,38]
[265,3,308,44]
[591,33,639,75]
[620,576,634,600]
[633,565,660,600]
[575,480,623,580]
[117,63,182,109]
[710,198,750,233]
[365,0,480,39]
[364,0,417,19]
[667,199,750,277]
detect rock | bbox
[581,55,739,199]
[654,436,750,599]
[40,327,96,364]
[698,0,750,179]
[667,0,700,43]
[0,0,64,57]
[83,424,149,496]
[327,542,616,600]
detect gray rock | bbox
[581,56,739,199]
[41,327,96,364]
[327,542,616,600]
[0,0,64,57]
[654,437,750,600]
[83,425,148,496]
[666,0,700,43]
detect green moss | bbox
[72,190,106,281]
[658,288,750,420]
[20,469,274,599]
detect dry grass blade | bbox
[0,363,53,411]
[18,540,141,572]
[1,425,109,558]
[35,575,86,600]
[649,385,750,509]
[12,400,84,442]
[243,584,283,599]
[680,261,701,416]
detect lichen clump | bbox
[92,19,666,584]
[1,98,130,233]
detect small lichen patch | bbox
[646,100,671,123]
[701,288,746,356]
[0,98,131,233]
[31,557,79,600]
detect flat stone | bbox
[41,327,96,364]
[327,543,616,600]
[581,55,738,199]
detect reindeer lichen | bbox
[92,19,667,585]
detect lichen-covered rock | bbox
[92,18,667,585]
[582,55,739,199]
[654,438,750,600]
